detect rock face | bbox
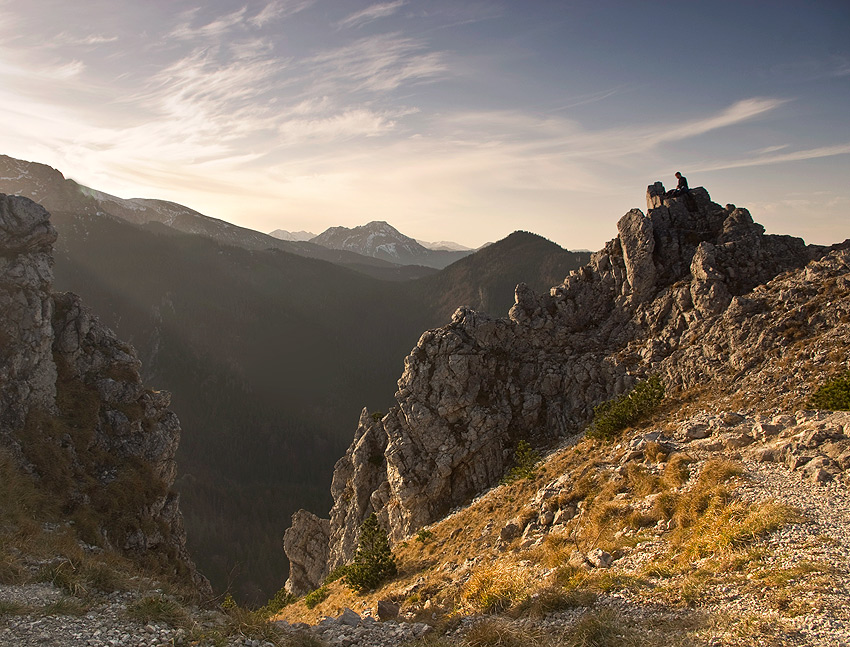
[0,193,204,590]
[283,183,845,593]
[0,196,59,434]
[283,511,330,595]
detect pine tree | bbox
[345,513,397,593]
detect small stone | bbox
[787,455,812,470]
[338,608,361,627]
[499,521,522,542]
[752,447,777,462]
[724,432,754,449]
[684,423,710,439]
[754,422,782,440]
[588,548,613,568]
[553,506,576,525]
[377,599,400,621]
[722,412,746,426]
[811,468,832,482]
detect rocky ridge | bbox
[284,182,846,594]
[0,193,202,585]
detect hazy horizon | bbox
[2,0,849,250]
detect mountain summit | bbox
[311,221,471,269]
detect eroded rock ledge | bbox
[284,183,845,594]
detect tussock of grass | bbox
[668,459,743,531]
[562,608,638,647]
[463,617,546,647]
[0,601,33,616]
[38,560,88,598]
[514,586,596,618]
[661,453,694,489]
[127,594,189,627]
[459,560,531,614]
[0,551,28,585]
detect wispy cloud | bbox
[277,108,400,142]
[695,142,850,172]
[548,87,624,112]
[54,32,119,46]
[337,1,406,29]
[306,33,447,93]
[249,0,316,28]
[169,6,248,41]
[651,98,787,146]
[443,98,786,162]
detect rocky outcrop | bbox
[283,511,330,595]
[0,196,59,434]
[284,183,844,593]
[0,193,205,591]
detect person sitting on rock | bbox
[666,171,689,197]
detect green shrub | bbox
[304,586,329,609]
[501,440,540,484]
[324,564,351,584]
[809,372,850,410]
[416,529,434,543]
[257,587,296,618]
[587,375,665,440]
[344,514,397,593]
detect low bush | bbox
[304,586,329,609]
[501,440,541,484]
[416,528,435,543]
[809,371,850,410]
[257,586,296,618]
[588,376,665,440]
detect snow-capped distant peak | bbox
[269,229,316,242]
[309,221,473,269]
[416,239,474,252]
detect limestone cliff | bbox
[0,194,205,590]
[284,184,844,594]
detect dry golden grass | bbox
[458,559,533,614]
[682,500,800,560]
[462,617,547,647]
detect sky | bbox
[1,0,848,251]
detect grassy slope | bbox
[276,338,849,646]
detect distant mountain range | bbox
[310,221,472,269]
[0,153,590,602]
[271,225,476,261]
[0,155,434,282]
